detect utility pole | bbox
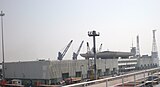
[88,30,100,80]
[0,11,5,80]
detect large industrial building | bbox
[4,59,118,84]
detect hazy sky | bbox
[0,0,160,62]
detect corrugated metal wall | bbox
[5,61,50,79]
[5,59,118,80]
[49,59,118,79]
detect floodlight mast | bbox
[88,30,100,80]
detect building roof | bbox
[80,51,133,59]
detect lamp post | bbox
[0,11,5,80]
[88,30,100,80]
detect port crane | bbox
[72,41,84,60]
[87,42,92,54]
[87,42,102,53]
[57,40,73,60]
[98,44,102,52]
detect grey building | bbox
[136,55,159,69]
[4,59,118,84]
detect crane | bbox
[98,44,102,52]
[87,42,94,54]
[57,40,73,60]
[72,41,84,60]
[87,42,91,54]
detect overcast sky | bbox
[0,0,160,62]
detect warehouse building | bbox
[4,59,118,84]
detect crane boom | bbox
[73,41,84,60]
[76,41,84,56]
[98,44,102,52]
[87,42,94,54]
[87,42,91,54]
[58,40,73,60]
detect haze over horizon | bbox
[0,0,160,62]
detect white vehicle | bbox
[11,79,22,85]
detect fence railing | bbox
[63,67,160,87]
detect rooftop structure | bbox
[80,51,133,59]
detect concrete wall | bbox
[96,59,118,73]
[49,59,118,79]
[137,56,159,69]
[137,58,152,67]
[118,58,137,72]
[5,59,118,80]
[5,61,50,79]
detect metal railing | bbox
[63,67,160,87]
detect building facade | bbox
[4,59,118,84]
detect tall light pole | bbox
[0,11,5,80]
[88,30,100,80]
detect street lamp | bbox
[0,11,5,80]
[88,30,100,80]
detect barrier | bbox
[63,67,160,87]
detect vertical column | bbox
[122,76,124,87]
[143,70,146,86]
[93,32,97,79]
[134,74,136,87]
[106,80,108,87]
[88,30,100,80]
[157,70,159,84]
